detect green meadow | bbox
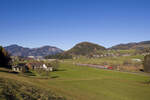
[68,55,144,65]
[0,62,150,100]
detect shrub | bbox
[123,60,132,66]
[45,60,60,71]
[50,60,59,71]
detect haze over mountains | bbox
[4,45,63,57]
[4,40,150,57]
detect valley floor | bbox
[0,62,150,100]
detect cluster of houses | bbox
[11,56,57,72]
[90,53,132,58]
[12,61,54,72]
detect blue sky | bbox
[0,0,150,50]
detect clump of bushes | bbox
[49,60,59,71]
[123,60,132,66]
[45,53,72,59]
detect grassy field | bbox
[69,55,144,65]
[0,62,150,100]
[66,55,144,72]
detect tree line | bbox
[45,53,72,59]
[0,46,11,68]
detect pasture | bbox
[0,62,150,100]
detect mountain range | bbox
[110,41,150,50]
[4,40,150,57]
[4,45,63,57]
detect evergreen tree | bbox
[0,46,11,68]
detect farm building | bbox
[26,62,53,71]
[12,63,29,72]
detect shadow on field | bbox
[51,76,59,78]
[57,69,66,71]
[0,69,19,74]
[24,71,36,76]
[143,80,150,84]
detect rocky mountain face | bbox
[110,41,150,50]
[4,45,63,57]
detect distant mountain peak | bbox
[110,40,150,50]
[7,44,20,47]
[10,44,18,46]
[4,44,63,57]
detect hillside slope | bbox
[0,78,65,100]
[0,68,65,100]
[65,42,106,56]
[111,40,150,50]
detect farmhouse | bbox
[12,63,29,72]
[12,61,54,72]
[26,62,53,71]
